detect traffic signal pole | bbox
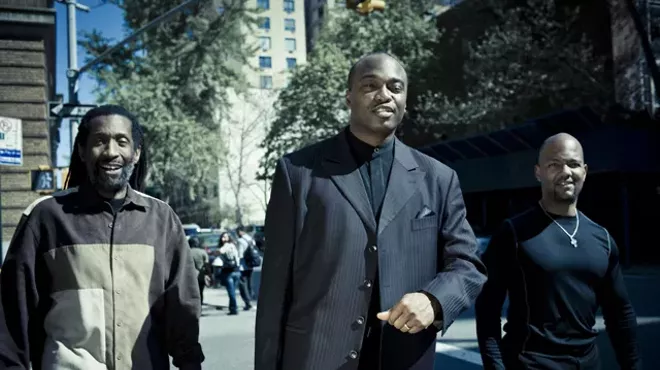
[61,0,204,106]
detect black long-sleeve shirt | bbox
[0,184,204,370]
[475,204,640,369]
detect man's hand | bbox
[376,292,436,334]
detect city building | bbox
[304,0,458,53]
[304,0,342,53]
[0,0,56,259]
[216,0,308,226]
[249,0,308,89]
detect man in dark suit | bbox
[255,52,487,370]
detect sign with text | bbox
[0,116,22,166]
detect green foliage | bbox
[415,0,612,139]
[259,0,612,180]
[80,0,256,211]
[259,0,440,179]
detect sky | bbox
[54,0,125,166]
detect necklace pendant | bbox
[570,237,578,248]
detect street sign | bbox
[31,169,55,191]
[0,116,23,166]
[49,103,97,118]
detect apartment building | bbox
[304,0,344,53]
[249,0,308,89]
[217,0,308,226]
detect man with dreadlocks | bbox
[0,105,204,370]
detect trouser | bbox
[220,269,251,313]
[503,344,601,370]
[198,278,205,305]
[240,269,254,300]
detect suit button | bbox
[369,245,377,252]
[349,350,358,359]
[356,316,365,325]
[363,279,372,288]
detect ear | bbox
[583,163,588,176]
[534,164,541,182]
[345,90,351,108]
[133,147,142,164]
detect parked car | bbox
[182,223,201,239]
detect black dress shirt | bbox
[345,128,395,369]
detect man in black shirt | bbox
[475,133,640,369]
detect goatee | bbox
[90,161,136,194]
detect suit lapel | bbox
[378,139,427,235]
[321,132,377,233]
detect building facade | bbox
[0,0,56,257]
[217,0,308,226]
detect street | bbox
[198,271,660,369]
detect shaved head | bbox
[535,133,587,206]
[347,52,407,90]
[538,133,584,164]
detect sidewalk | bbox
[202,286,257,311]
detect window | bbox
[283,0,294,13]
[284,18,295,32]
[259,56,272,69]
[285,38,296,52]
[260,75,273,89]
[257,0,269,10]
[286,58,297,69]
[259,36,271,51]
[258,17,270,30]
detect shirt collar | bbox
[77,182,149,211]
[345,127,395,163]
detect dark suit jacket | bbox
[255,130,487,370]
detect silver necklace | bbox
[539,201,580,247]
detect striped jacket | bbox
[0,184,204,369]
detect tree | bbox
[79,0,256,212]
[413,0,613,142]
[220,90,276,225]
[259,0,440,179]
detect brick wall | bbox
[0,36,52,243]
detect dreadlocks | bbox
[65,104,149,192]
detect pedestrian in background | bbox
[476,133,640,369]
[217,232,252,315]
[189,236,210,307]
[236,226,260,301]
[0,105,204,370]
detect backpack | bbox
[219,246,239,269]
[243,241,262,268]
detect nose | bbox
[103,139,120,158]
[374,84,392,103]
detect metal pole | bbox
[60,0,89,104]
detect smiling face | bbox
[535,134,588,205]
[346,53,408,138]
[79,114,141,199]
